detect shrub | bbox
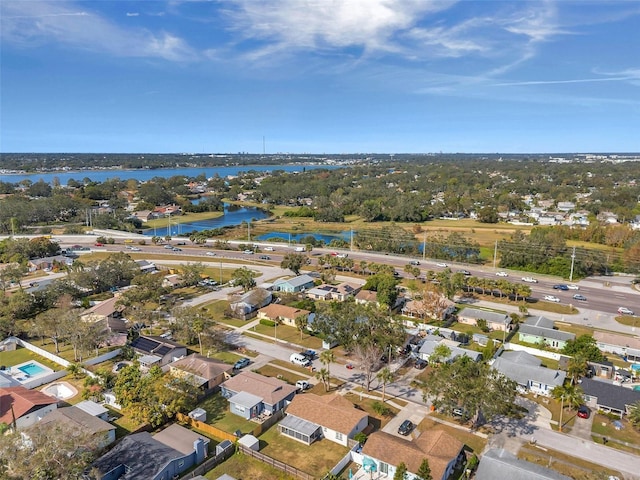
[138,239,146,245]
[353,432,368,444]
[371,401,391,417]
[259,319,276,327]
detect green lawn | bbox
[252,323,324,349]
[259,425,349,476]
[0,345,63,371]
[518,445,622,479]
[198,394,256,436]
[418,417,487,455]
[342,392,399,430]
[254,364,308,385]
[204,452,296,480]
[591,414,640,455]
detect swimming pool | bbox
[42,382,77,400]
[17,362,47,376]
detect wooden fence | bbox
[238,445,315,480]
[180,444,235,478]
[176,413,238,443]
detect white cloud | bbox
[0,1,196,62]
[126,12,140,17]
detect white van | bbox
[290,353,311,367]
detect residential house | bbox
[0,386,58,430]
[556,201,576,212]
[355,289,379,307]
[135,259,157,273]
[593,331,640,364]
[361,429,464,480]
[257,304,311,328]
[597,211,618,224]
[153,204,182,217]
[169,353,233,392]
[74,400,110,421]
[519,316,575,350]
[228,288,272,320]
[130,335,188,368]
[38,406,115,448]
[475,448,571,480]
[305,282,362,302]
[220,371,297,420]
[162,274,183,289]
[579,378,640,418]
[456,308,511,332]
[401,295,456,322]
[492,351,566,396]
[92,424,208,480]
[272,274,315,293]
[417,335,482,363]
[131,210,156,223]
[80,296,127,333]
[27,255,73,272]
[278,393,368,446]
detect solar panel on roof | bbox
[132,337,160,353]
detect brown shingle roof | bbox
[285,393,368,436]
[355,290,378,303]
[222,371,297,405]
[38,406,114,435]
[0,386,58,424]
[362,430,462,479]
[170,353,233,379]
[258,304,310,320]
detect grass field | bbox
[518,445,622,479]
[143,210,224,229]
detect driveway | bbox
[567,408,594,440]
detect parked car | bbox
[300,349,316,360]
[618,307,634,315]
[573,294,587,301]
[233,358,250,370]
[553,284,569,290]
[409,260,420,266]
[206,251,217,256]
[290,353,311,367]
[436,262,448,268]
[544,295,560,303]
[397,419,414,436]
[452,407,468,418]
[577,405,590,419]
[522,277,538,283]
[495,271,508,277]
[414,358,427,369]
[296,380,311,391]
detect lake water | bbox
[0,164,338,185]
[142,203,269,236]
[255,231,351,244]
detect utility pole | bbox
[248,222,251,242]
[350,229,353,252]
[493,240,498,269]
[569,246,576,282]
[422,231,427,261]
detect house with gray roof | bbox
[38,406,115,448]
[272,274,315,293]
[457,307,512,332]
[492,351,566,396]
[593,331,640,364]
[221,371,297,420]
[579,378,640,418]
[92,424,208,480]
[476,448,571,480]
[228,287,272,320]
[519,316,575,349]
[417,335,482,363]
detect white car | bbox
[618,307,634,315]
[243,250,254,255]
[436,262,448,268]
[496,271,508,277]
[566,284,579,290]
[544,295,560,303]
[522,277,538,283]
[129,246,141,251]
[264,246,275,251]
[206,251,217,256]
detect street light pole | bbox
[559,394,565,432]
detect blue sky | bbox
[1,0,639,154]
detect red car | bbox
[94,242,104,247]
[577,405,590,419]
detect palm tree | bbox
[376,367,394,403]
[567,353,589,384]
[315,367,330,391]
[552,383,584,431]
[319,350,335,390]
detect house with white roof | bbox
[492,351,566,396]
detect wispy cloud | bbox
[126,12,140,17]
[493,76,638,87]
[0,0,196,61]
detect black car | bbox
[398,419,414,436]
[414,358,427,369]
[553,284,569,290]
[300,349,316,360]
[259,255,271,260]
